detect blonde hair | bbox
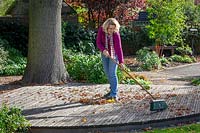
[102,18,120,33]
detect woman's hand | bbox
[118,63,125,70]
[103,50,109,57]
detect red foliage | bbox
[65,0,146,27]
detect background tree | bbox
[146,0,186,56]
[146,0,186,46]
[183,0,200,25]
[22,0,69,84]
[65,0,146,28]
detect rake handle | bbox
[108,55,156,100]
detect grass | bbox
[191,78,200,86]
[145,123,200,133]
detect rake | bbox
[108,55,168,111]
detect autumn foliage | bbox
[65,0,146,27]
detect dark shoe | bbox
[103,92,110,98]
[103,86,111,98]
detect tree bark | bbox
[22,0,69,84]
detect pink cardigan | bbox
[96,27,124,63]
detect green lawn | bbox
[145,123,200,133]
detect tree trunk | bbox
[22,0,69,84]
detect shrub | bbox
[0,21,28,56]
[146,0,186,45]
[0,62,26,76]
[62,22,97,55]
[0,44,8,69]
[120,26,154,55]
[63,49,107,83]
[176,45,192,56]
[120,26,135,42]
[170,54,196,63]
[136,47,161,70]
[63,49,151,85]
[0,39,27,76]
[0,104,31,133]
[160,56,170,66]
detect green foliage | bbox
[146,0,186,45]
[0,104,31,133]
[120,26,135,42]
[62,21,97,55]
[160,56,170,66]
[145,123,200,133]
[136,47,161,70]
[63,49,107,83]
[0,21,28,56]
[191,78,200,86]
[0,0,15,16]
[75,6,88,25]
[63,49,151,85]
[197,5,200,24]
[170,54,196,63]
[121,76,152,89]
[1,62,26,76]
[183,1,200,24]
[0,38,26,76]
[119,67,152,89]
[176,45,192,56]
[0,44,8,69]
[120,26,154,54]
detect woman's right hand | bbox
[103,50,109,57]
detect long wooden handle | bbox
[108,55,156,100]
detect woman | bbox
[96,18,124,101]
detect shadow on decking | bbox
[23,102,87,117]
[0,80,24,92]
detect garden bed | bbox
[124,55,200,70]
[0,55,200,92]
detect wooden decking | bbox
[0,84,200,132]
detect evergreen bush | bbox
[0,104,31,133]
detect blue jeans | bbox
[101,54,118,97]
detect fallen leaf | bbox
[143,127,152,131]
[81,117,87,123]
[79,98,90,104]
[80,93,88,97]
[94,93,102,98]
